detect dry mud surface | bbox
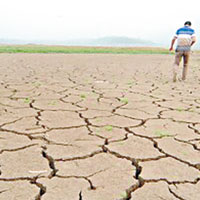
[0,53,200,200]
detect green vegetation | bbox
[120,98,129,104]
[120,191,128,198]
[80,94,86,99]
[105,125,113,131]
[24,97,31,104]
[95,118,102,122]
[48,100,57,105]
[0,45,173,54]
[176,108,184,112]
[127,81,134,85]
[33,82,41,88]
[154,130,171,138]
[188,108,195,112]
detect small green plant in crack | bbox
[154,130,171,138]
[48,100,57,106]
[116,141,126,146]
[80,94,86,99]
[24,97,31,104]
[95,118,102,123]
[95,130,104,138]
[127,81,134,86]
[92,90,97,95]
[188,107,195,113]
[105,125,113,131]
[120,191,128,198]
[84,79,89,83]
[176,108,184,112]
[96,128,101,133]
[120,98,129,104]
[33,82,41,88]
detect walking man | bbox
[169,21,196,82]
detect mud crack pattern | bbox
[0,54,200,199]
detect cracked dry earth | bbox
[0,53,200,200]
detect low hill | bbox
[88,36,156,46]
[0,36,157,47]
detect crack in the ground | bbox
[30,177,47,200]
[124,127,200,171]
[1,55,200,199]
[144,177,200,186]
[188,124,200,136]
[56,169,106,190]
[41,149,58,178]
[174,137,200,151]
[168,186,186,200]
[99,145,145,199]
[55,150,104,162]
[0,175,47,200]
[0,144,38,155]
[0,189,8,194]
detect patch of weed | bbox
[120,191,128,198]
[176,108,184,112]
[105,125,113,131]
[120,98,129,104]
[80,94,86,99]
[48,100,56,105]
[154,130,171,138]
[24,98,31,104]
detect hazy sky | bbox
[0,0,199,45]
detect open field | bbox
[0,53,200,200]
[0,45,173,54]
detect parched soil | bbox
[0,53,200,200]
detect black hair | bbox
[184,21,192,26]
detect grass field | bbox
[0,45,173,54]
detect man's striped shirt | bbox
[174,26,195,52]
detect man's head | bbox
[184,21,192,26]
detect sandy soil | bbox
[0,53,200,200]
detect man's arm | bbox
[169,37,177,51]
[191,36,196,46]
